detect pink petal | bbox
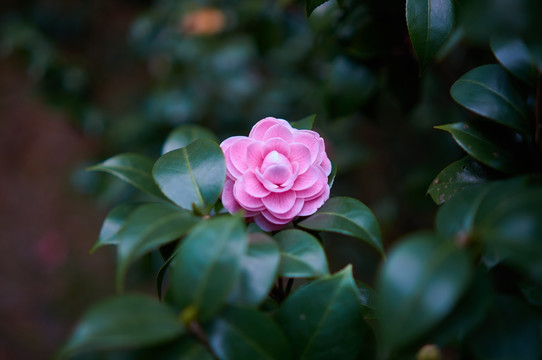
[229,137,253,174]
[221,178,242,213]
[261,149,292,173]
[262,138,291,159]
[261,211,292,225]
[314,137,326,165]
[224,147,243,180]
[263,123,294,142]
[263,164,292,185]
[234,180,265,211]
[278,162,299,191]
[243,171,270,198]
[293,130,319,163]
[249,117,289,140]
[295,167,327,199]
[262,191,296,214]
[298,184,330,216]
[255,169,290,193]
[268,198,304,220]
[246,141,264,170]
[220,136,245,152]
[254,214,287,232]
[288,143,312,174]
[320,155,332,176]
[292,166,319,191]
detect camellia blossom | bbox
[220,117,332,231]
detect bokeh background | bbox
[3,0,537,358]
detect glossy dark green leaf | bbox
[162,125,218,155]
[91,202,140,253]
[274,229,329,278]
[377,234,472,352]
[290,114,315,130]
[157,248,179,300]
[116,203,199,291]
[153,138,226,213]
[169,215,247,321]
[328,161,337,187]
[406,0,454,71]
[477,186,542,279]
[228,233,280,306]
[305,0,331,17]
[490,37,538,86]
[450,64,529,134]
[435,121,529,174]
[298,197,384,257]
[356,280,378,318]
[88,153,165,199]
[207,305,293,360]
[467,296,540,360]
[59,295,184,359]
[427,156,497,205]
[275,265,368,360]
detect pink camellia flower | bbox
[220,117,332,231]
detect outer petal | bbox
[295,167,327,199]
[220,136,245,152]
[320,155,332,176]
[243,171,271,198]
[229,137,253,175]
[263,124,294,143]
[254,214,288,232]
[221,178,242,213]
[246,141,264,170]
[268,198,304,220]
[298,184,330,216]
[288,143,312,174]
[224,146,243,180]
[262,191,296,214]
[249,117,289,140]
[292,166,319,191]
[234,180,265,211]
[292,130,319,163]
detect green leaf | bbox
[377,234,472,352]
[290,114,315,130]
[207,305,293,360]
[450,64,529,134]
[91,202,140,253]
[157,248,179,300]
[116,203,199,291]
[298,197,384,257]
[58,294,184,359]
[467,296,540,360]
[153,139,226,213]
[274,229,329,278]
[356,280,378,318]
[228,233,280,306]
[162,125,218,155]
[306,0,331,17]
[275,265,368,360]
[435,121,529,174]
[88,153,165,199]
[168,215,247,321]
[427,156,497,205]
[406,0,454,71]
[490,37,538,86]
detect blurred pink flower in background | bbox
[220,117,332,231]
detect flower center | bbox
[261,150,292,185]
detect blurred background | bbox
[2,0,539,358]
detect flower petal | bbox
[298,184,330,216]
[292,166,319,191]
[220,136,245,152]
[254,214,288,232]
[222,178,242,213]
[320,155,332,176]
[293,130,320,163]
[263,165,292,185]
[289,143,312,174]
[229,137,253,174]
[246,141,264,170]
[262,138,290,158]
[249,117,289,140]
[224,147,243,180]
[295,167,327,199]
[234,180,265,211]
[264,123,294,142]
[262,191,296,214]
[243,171,271,198]
[268,198,304,220]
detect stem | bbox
[188,321,219,359]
